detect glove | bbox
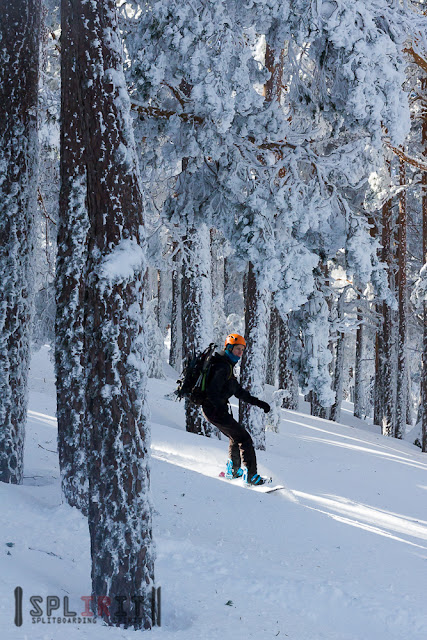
[257,400,271,413]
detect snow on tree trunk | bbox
[239,263,269,451]
[379,190,396,437]
[422,84,427,454]
[169,243,182,371]
[56,0,89,513]
[157,269,169,336]
[330,292,346,423]
[211,228,227,347]
[67,0,154,627]
[266,305,279,386]
[278,313,298,410]
[299,292,335,415]
[395,158,407,439]
[0,1,40,484]
[181,224,217,437]
[373,308,384,427]
[354,296,366,419]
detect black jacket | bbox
[203,351,261,414]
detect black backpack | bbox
[175,343,217,405]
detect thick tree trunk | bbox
[310,391,329,419]
[239,263,269,450]
[68,0,155,627]
[56,0,89,512]
[395,159,407,439]
[169,243,182,370]
[181,224,217,437]
[278,313,298,410]
[0,1,40,484]
[266,305,280,386]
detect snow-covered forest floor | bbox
[1,345,427,640]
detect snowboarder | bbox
[202,333,271,485]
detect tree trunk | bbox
[56,0,89,512]
[310,391,329,419]
[169,242,182,370]
[211,228,227,346]
[181,224,217,437]
[373,319,383,426]
[157,269,166,335]
[330,292,346,423]
[278,313,298,410]
[395,158,407,439]
[354,297,365,419]
[266,305,280,386]
[68,0,155,627]
[239,263,269,450]
[380,184,396,437]
[0,0,41,484]
[422,77,427,453]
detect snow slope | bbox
[1,345,427,639]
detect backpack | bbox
[175,343,218,405]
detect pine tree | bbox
[169,242,182,370]
[266,305,280,387]
[63,0,155,627]
[354,292,366,419]
[396,159,408,439]
[421,76,427,452]
[0,0,41,484]
[56,0,89,513]
[277,313,298,410]
[379,177,396,437]
[330,291,346,423]
[180,222,216,437]
[239,263,269,451]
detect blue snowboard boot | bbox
[242,466,267,486]
[225,458,244,480]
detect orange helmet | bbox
[224,333,246,348]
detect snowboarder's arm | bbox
[231,380,260,406]
[231,380,270,412]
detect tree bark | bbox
[422,77,427,453]
[266,305,280,386]
[0,0,41,484]
[330,292,346,423]
[239,263,269,450]
[67,0,155,627]
[395,158,407,439]
[373,318,383,427]
[181,224,217,437]
[169,242,182,370]
[56,0,89,512]
[379,182,396,437]
[278,313,298,410]
[354,299,365,419]
[211,228,227,346]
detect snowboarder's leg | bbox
[229,441,241,471]
[202,405,257,475]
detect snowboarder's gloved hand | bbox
[257,400,271,413]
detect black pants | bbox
[202,403,257,475]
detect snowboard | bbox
[219,471,287,494]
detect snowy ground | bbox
[1,345,427,640]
